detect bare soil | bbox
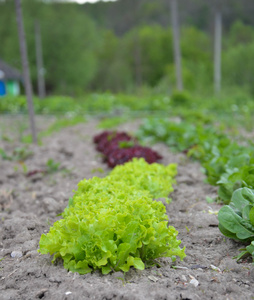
[0,116,253,300]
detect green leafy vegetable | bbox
[137,117,254,203]
[38,158,185,274]
[218,187,254,261]
[109,158,177,198]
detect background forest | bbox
[1,0,254,97]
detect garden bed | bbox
[0,116,253,300]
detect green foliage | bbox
[12,147,33,161]
[36,96,80,114]
[109,158,177,198]
[0,0,100,95]
[217,164,254,203]
[137,117,254,203]
[41,115,86,136]
[0,148,10,160]
[218,188,254,261]
[97,116,130,129]
[94,31,134,93]
[0,96,28,114]
[223,42,254,94]
[46,159,61,174]
[170,90,192,106]
[1,92,254,141]
[1,0,254,94]
[136,118,218,153]
[227,20,254,47]
[180,27,212,91]
[0,146,33,162]
[38,158,185,274]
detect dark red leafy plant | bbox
[93,131,162,168]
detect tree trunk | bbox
[214,10,222,94]
[170,0,183,91]
[15,0,37,144]
[134,32,143,89]
[133,1,143,90]
[35,20,46,99]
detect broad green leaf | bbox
[242,187,254,204]
[242,205,252,221]
[231,188,254,214]
[218,223,238,240]
[218,205,254,241]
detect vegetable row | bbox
[137,118,254,204]
[137,117,254,261]
[94,130,162,168]
[39,158,185,274]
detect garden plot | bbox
[0,117,253,300]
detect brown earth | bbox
[0,116,253,300]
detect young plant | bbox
[26,159,62,177]
[218,187,254,261]
[46,159,61,174]
[0,147,33,162]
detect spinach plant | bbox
[218,187,254,261]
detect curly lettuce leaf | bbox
[109,158,177,198]
[38,158,185,274]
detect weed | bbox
[0,148,11,160]
[0,147,33,162]
[91,167,104,174]
[46,159,60,174]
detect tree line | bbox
[0,0,254,96]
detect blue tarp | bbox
[0,80,6,96]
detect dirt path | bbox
[0,117,253,300]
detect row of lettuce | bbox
[38,158,186,274]
[136,117,254,261]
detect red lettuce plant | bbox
[94,131,162,167]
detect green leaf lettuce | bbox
[38,158,185,274]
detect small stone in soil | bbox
[10,250,23,258]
